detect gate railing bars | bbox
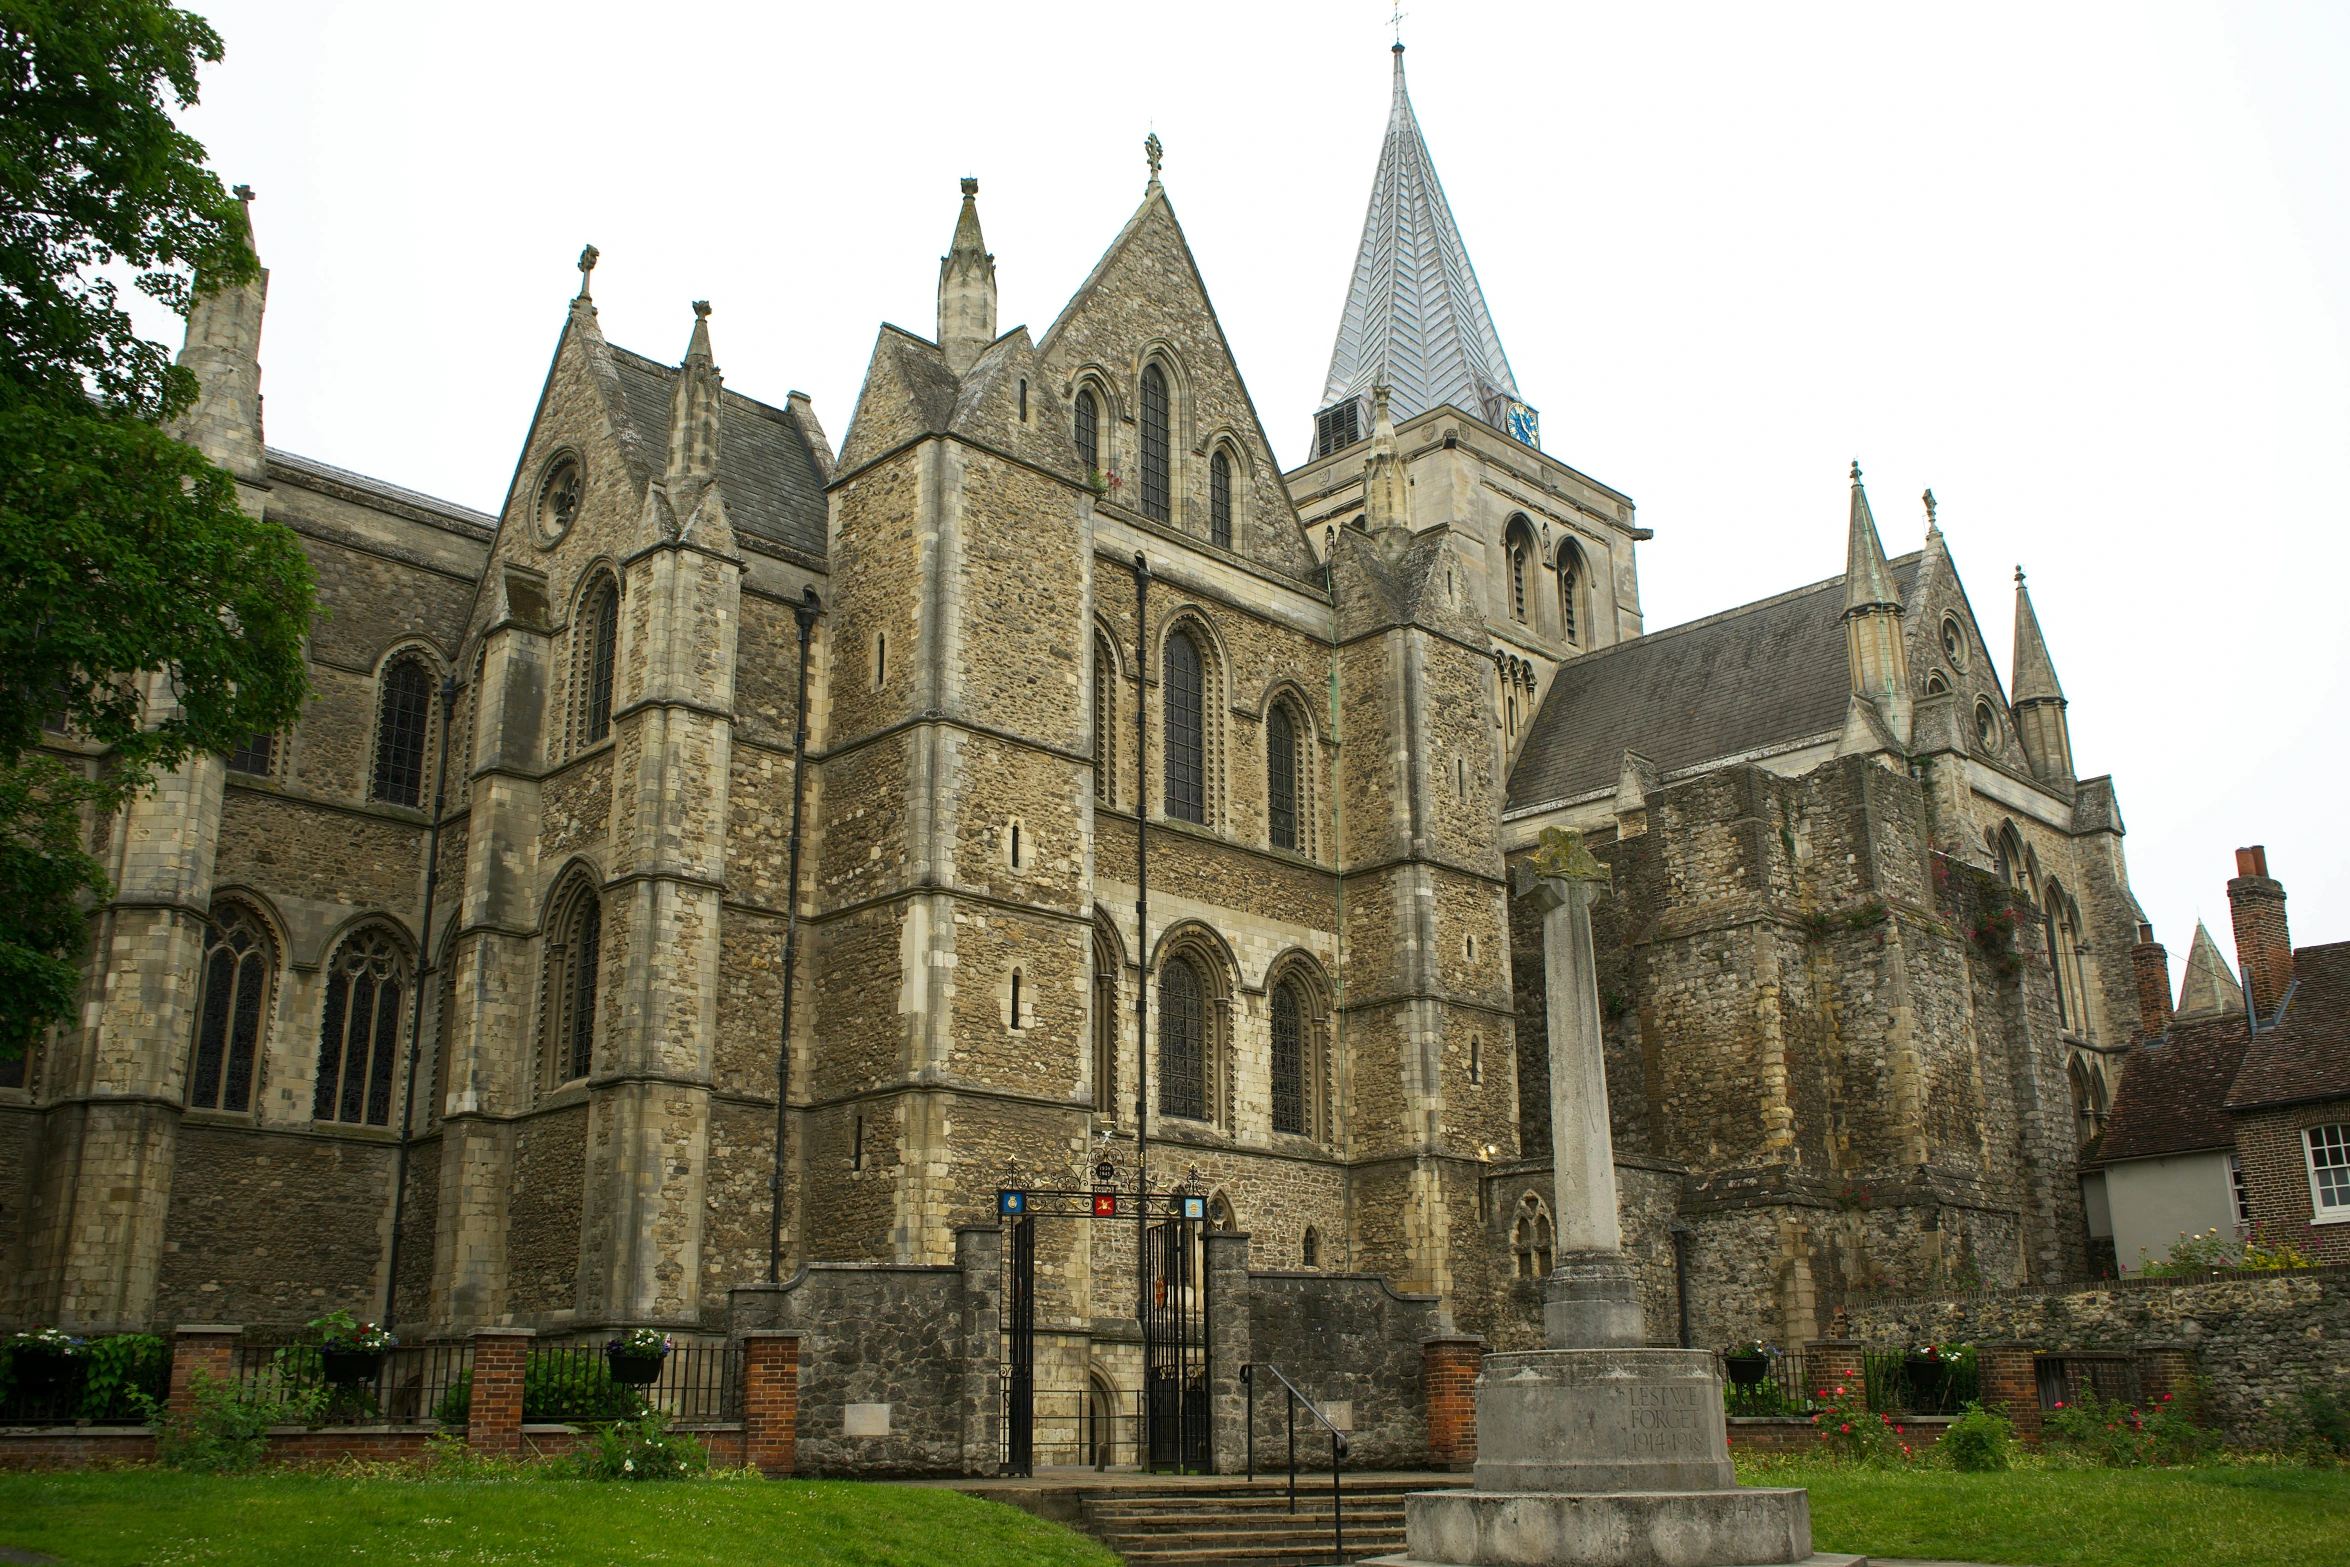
[1242,1361,1349,1565]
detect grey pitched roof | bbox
[609,348,827,558]
[1506,555,1921,814]
[1319,46,1520,433]
[264,448,498,536]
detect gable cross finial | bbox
[1390,5,1407,45]
[1144,132,1163,184]
[1922,487,1937,526]
[576,243,599,299]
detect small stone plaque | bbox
[843,1402,892,1437]
[1320,1399,1355,1432]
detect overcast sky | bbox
[154,1,2349,984]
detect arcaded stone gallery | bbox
[2,48,2141,1449]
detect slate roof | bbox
[265,448,498,536]
[2094,1015,2250,1163]
[1320,46,1520,431]
[2226,942,2350,1110]
[610,348,827,559]
[1505,555,1920,814]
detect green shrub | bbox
[1937,1401,2013,1471]
[1809,1383,1915,1466]
[573,1411,707,1481]
[433,1352,649,1425]
[2044,1386,2213,1467]
[145,1368,278,1473]
[0,1332,168,1422]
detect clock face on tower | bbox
[1504,400,1541,450]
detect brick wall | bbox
[2232,1101,2350,1264]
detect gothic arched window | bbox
[371,655,434,807]
[1075,387,1099,475]
[1267,703,1298,851]
[314,927,408,1126]
[578,575,620,747]
[1301,1225,1320,1268]
[1271,979,1306,1135]
[1209,449,1232,549]
[189,904,274,1113]
[1557,540,1586,646]
[1159,957,1206,1121]
[1092,926,1120,1115]
[1513,1194,1555,1279]
[1139,364,1171,523]
[1164,629,1205,824]
[1093,635,1117,805]
[544,880,602,1085]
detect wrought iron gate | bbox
[997,1188,1209,1477]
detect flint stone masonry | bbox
[1247,1265,1446,1469]
[1852,1266,2350,1442]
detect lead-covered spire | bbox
[1317,45,1526,452]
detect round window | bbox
[1940,616,1968,670]
[536,455,583,545]
[1974,699,1999,752]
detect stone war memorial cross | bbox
[1371,827,1852,1567]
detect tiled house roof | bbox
[2226,942,2350,1111]
[2092,1014,2251,1164]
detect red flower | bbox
[1840,1423,1852,1434]
[2161,1394,2172,1402]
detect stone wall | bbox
[1850,1266,2350,1440]
[1245,1267,1444,1469]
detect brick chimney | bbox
[2130,922,2173,1038]
[2227,846,2294,1021]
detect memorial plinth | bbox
[1371,833,1856,1567]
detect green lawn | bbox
[1758,1458,2350,1567]
[0,1470,1121,1567]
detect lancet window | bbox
[314,926,408,1126]
[1139,364,1171,522]
[189,903,274,1113]
[371,655,434,807]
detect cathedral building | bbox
[4,47,2134,1361]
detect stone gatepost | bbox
[742,1331,801,1475]
[1391,828,1838,1567]
[168,1325,242,1419]
[1206,1230,1254,1476]
[957,1225,1004,1473]
[466,1328,534,1456]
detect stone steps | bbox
[1079,1478,1464,1567]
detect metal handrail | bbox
[1242,1362,1350,1564]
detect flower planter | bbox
[606,1348,667,1387]
[1903,1354,1951,1409]
[1723,1354,1770,1388]
[10,1347,82,1400]
[320,1347,386,1387]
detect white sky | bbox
[155,0,2349,983]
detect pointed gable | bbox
[1039,183,1316,582]
[1320,45,1522,437]
[607,346,828,558]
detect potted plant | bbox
[7,1327,88,1402]
[311,1310,397,1387]
[607,1329,672,1387]
[1723,1340,1772,1388]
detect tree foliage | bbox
[0,1,314,1057]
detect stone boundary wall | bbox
[1851,1266,2350,1440]
[1244,1266,1446,1470]
[728,1228,1000,1476]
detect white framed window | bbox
[2307,1125,2350,1223]
[2227,1154,2250,1225]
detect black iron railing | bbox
[229,1340,473,1426]
[1862,1349,1979,1415]
[1243,1362,1350,1564]
[1722,1349,1818,1416]
[2035,1352,2137,1411]
[0,1336,169,1425]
